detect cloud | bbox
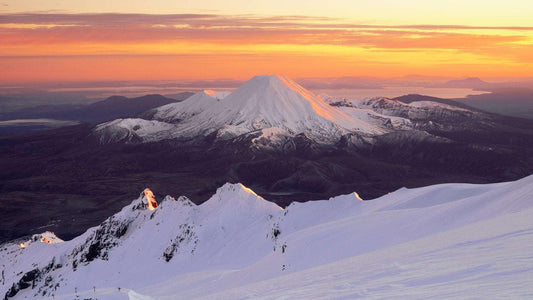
[1,13,533,30]
[0,13,340,28]
[1,13,532,81]
[0,13,528,51]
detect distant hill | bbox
[393,94,479,111]
[454,88,533,120]
[68,93,193,123]
[394,92,533,122]
[437,77,491,90]
[5,92,194,123]
[0,92,194,135]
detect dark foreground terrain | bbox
[1,113,532,242]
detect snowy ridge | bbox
[332,97,479,120]
[202,89,231,100]
[2,175,533,299]
[150,91,219,123]
[16,232,63,248]
[94,118,176,144]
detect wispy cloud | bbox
[1,13,531,81]
[0,13,529,53]
[1,13,533,30]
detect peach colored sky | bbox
[1,1,532,82]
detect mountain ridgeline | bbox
[2,177,533,299]
[0,93,193,125]
[1,75,532,242]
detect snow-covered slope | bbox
[94,75,392,145]
[94,118,177,144]
[2,176,533,299]
[336,106,413,131]
[330,97,479,121]
[176,75,377,140]
[150,90,220,123]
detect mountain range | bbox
[1,74,532,243]
[94,75,532,148]
[0,93,193,134]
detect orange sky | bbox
[1,2,532,82]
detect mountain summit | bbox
[200,74,360,131]
[171,74,378,142]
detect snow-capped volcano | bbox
[2,176,533,299]
[92,74,515,155]
[94,75,392,144]
[175,74,374,140]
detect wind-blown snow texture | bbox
[2,176,533,299]
[96,75,478,145]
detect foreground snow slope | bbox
[2,176,533,299]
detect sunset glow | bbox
[1,1,532,82]
[144,188,158,211]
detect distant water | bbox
[312,87,488,100]
[0,119,79,127]
[49,86,228,98]
[0,119,81,135]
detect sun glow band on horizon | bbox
[0,7,532,82]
